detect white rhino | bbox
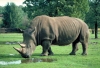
[14,15,89,58]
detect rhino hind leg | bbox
[69,41,79,55]
[69,36,80,55]
[81,35,88,55]
[81,42,88,55]
[41,40,53,56]
[80,31,89,55]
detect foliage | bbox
[2,3,29,29]
[85,0,100,28]
[65,0,89,20]
[0,6,4,27]
[17,6,30,29]
[0,17,3,28]
[23,0,89,20]
[85,0,100,38]
[0,6,4,13]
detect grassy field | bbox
[0,33,100,68]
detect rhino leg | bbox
[41,40,52,56]
[69,42,79,55]
[80,31,89,55]
[70,37,79,55]
[48,47,54,56]
[81,42,88,55]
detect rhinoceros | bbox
[14,15,89,58]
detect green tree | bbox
[23,0,89,20]
[17,6,30,29]
[0,6,4,27]
[2,3,11,28]
[2,3,28,29]
[65,0,89,20]
[86,0,100,38]
[0,6,4,14]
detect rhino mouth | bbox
[13,43,30,58]
[13,47,30,58]
[20,52,30,58]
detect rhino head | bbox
[13,28,36,58]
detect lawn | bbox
[0,33,100,68]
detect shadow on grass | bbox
[53,54,69,56]
[0,53,71,59]
[32,53,69,57]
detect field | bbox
[0,33,100,68]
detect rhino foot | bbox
[40,53,48,56]
[48,53,54,56]
[82,53,87,55]
[69,52,76,55]
[40,53,54,56]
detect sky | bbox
[0,0,25,6]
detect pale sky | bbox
[0,0,25,6]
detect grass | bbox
[0,33,100,68]
[0,33,23,42]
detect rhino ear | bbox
[30,27,36,34]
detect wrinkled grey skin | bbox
[14,15,89,58]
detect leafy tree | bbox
[0,6,4,14]
[23,0,89,20]
[65,0,89,20]
[17,6,30,29]
[86,0,100,38]
[0,6,4,27]
[2,3,11,28]
[2,3,28,29]
[9,5,30,29]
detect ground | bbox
[0,33,100,68]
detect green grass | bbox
[0,33,100,68]
[0,33,23,42]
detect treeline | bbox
[23,0,89,20]
[0,0,100,30]
[0,3,29,29]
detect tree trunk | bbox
[92,29,94,34]
[95,22,98,39]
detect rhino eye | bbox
[29,45,31,48]
[26,45,31,48]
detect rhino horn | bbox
[13,47,22,54]
[18,43,26,48]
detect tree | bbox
[2,3,27,29]
[2,3,11,28]
[85,0,100,38]
[65,0,89,20]
[17,6,30,29]
[0,6,4,14]
[0,6,4,27]
[23,0,89,20]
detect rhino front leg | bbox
[41,40,53,56]
[48,47,54,56]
